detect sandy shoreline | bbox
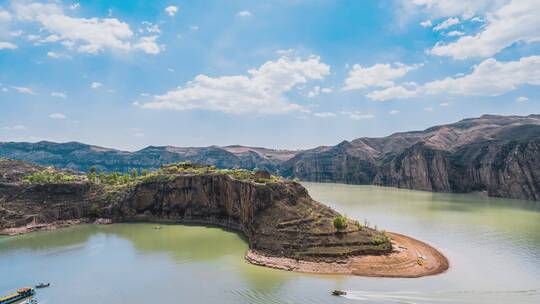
[246,232,449,278]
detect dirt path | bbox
[246,232,449,278]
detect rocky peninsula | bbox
[0,158,448,277]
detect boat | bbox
[332,290,347,296]
[0,287,35,304]
[153,225,162,229]
[35,283,50,288]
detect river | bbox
[1,183,539,304]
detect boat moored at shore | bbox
[0,288,35,304]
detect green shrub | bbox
[333,215,348,231]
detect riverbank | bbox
[246,232,449,278]
[0,218,112,236]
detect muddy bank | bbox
[246,232,449,278]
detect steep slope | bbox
[1,114,539,200]
[281,114,540,200]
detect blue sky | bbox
[0,0,539,151]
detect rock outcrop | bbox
[0,159,391,261]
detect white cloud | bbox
[423,55,540,96]
[237,10,252,17]
[70,3,80,10]
[344,62,420,90]
[48,113,66,119]
[389,109,400,115]
[11,86,35,94]
[10,30,24,37]
[141,21,160,34]
[165,6,178,16]
[314,112,336,118]
[0,9,11,23]
[51,91,67,98]
[420,20,432,27]
[47,51,70,58]
[134,36,161,54]
[13,2,161,55]
[411,0,504,19]
[429,0,540,59]
[190,25,199,31]
[307,86,332,98]
[340,111,375,120]
[0,41,17,50]
[433,17,459,31]
[439,102,452,106]
[2,125,27,131]
[424,107,434,112]
[368,55,540,100]
[446,30,464,37]
[90,82,103,89]
[142,55,330,114]
[516,96,528,103]
[367,85,419,101]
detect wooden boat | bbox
[332,290,347,296]
[153,225,162,229]
[35,283,50,288]
[0,287,35,304]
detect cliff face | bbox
[1,114,539,200]
[0,160,391,260]
[284,115,540,201]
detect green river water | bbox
[1,183,539,304]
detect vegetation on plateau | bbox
[22,161,281,187]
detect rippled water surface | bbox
[1,183,539,304]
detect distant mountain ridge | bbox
[1,114,539,201]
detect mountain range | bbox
[1,114,539,201]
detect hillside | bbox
[1,114,539,200]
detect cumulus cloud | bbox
[142,55,330,114]
[423,55,540,96]
[433,17,459,31]
[165,5,178,16]
[13,2,161,55]
[307,86,332,98]
[0,41,17,49]
[428,0,540,59]
[367,55,540,101]
[90,82,103,89]
[48,112,66,119]
[237,10,252,17]
[389,109,400,115]
[343,62,420,91]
